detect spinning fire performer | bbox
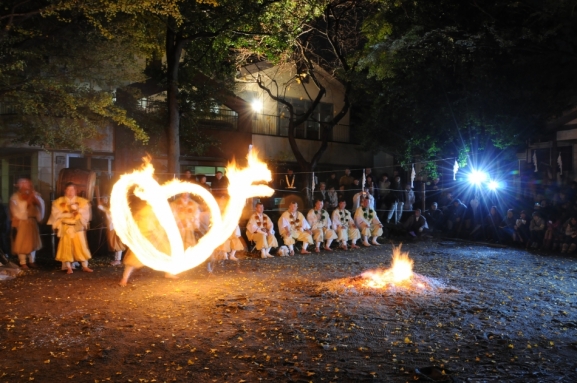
[170,193,200,249]
[331,198,361,250]
[246,202,278,258]
[354,197,383,246]
[97,196,126,266]
[119,202,178,287]
[278,201,313,256]
[9,178,45,269]
[47,182,93,274]
[307,198,337,252]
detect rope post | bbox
[421,181,426,212]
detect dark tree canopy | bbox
[355,0,577,173]
[0,0,184,149]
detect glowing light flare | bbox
[488,180,500,191]
[251,99,263,113]
[468,170,488,185]
[362,245,414,288]
[110,151,274,274]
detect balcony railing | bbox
[251,114,353,143]
[196,109,238,130]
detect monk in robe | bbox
[47,182,93,274]
[10,178,44,268]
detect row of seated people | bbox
[247,197,383,258]
[403,196,577,254]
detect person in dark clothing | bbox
[314,182,331,207]
[543,214,563,251]
[499,209,517,244]
[403,209,429,238]
[211,171,229,199]
[326,172,339,191]
[424,202,444,232]
[560,216,577,253]
[279,168,299,192]
[514,210,530,246]
[484,206,502,242]
[413,175,424,210]
[387,176,405,225]
[446,199,467,236]
[427,178,441,205]
[529,211,546,248]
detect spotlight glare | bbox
[468,171,487,185]
[488,180,499,191]
[251,99,263,113]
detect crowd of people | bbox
[2,167,575,285]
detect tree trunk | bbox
[165,22,183,177]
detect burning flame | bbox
[110,150,274,274]
[362,245,414,288]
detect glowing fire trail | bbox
[110,150,274,275]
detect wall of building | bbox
[252,135,371,167]
[237,63,350,126]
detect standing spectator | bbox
[387,176,405,225]
[538,199,552,222]
[366,175,378,201]
[365,168,376,184]
[314,182,330,207]
[378,174,391,220]
[466,195,484,239]
[337,185,346,202]
[211,171,229,199]
[529,211,546,248]
[427,178,441,205]
[404,184,415,212]
[339,169,354,190]
[378,174,391,201]
[499,209,516,244]
[326,172,339,190]
[181,169,196,183]
[197,175,210,190]
[514,211,530,247]
[279,168,298,191]
[446,199,467,236]
[9,178,44,269]
[47,182,93,274]
[326,186,339,212]
[413,175,424,210]
[424,202,444,232]
[543,214,562,251]
[484,206,502,242]
[438,191,454,212]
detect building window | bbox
[277,98,333,139]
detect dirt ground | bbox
[1,239,576,383]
